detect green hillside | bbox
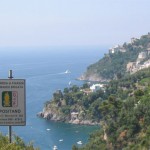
[81,33,150,81]
[73,67,150,150]
[41,63,150,149]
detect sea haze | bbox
[0,47,107,150]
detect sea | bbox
[0,46,107,150]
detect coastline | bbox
[37,111,99,126]
[78,73,110,82]
[37,74,109,126]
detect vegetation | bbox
[44,84,106,122]
[73,67,150,150]
[43,67,150,149]
[84,33,150,80]
[0,133,39,150]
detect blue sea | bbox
[0,47,107,150]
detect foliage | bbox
[0,133,39,150]
[68,67,150,150]
[43,67,150,150]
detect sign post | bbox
[0,70,26,143]
[8,70,13,143]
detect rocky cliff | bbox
[37,109,99,125]
[37,99,99,125]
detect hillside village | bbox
[109,33,150,74]
[80,32,150,82]
[126,51,150,73]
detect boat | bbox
[77,141,82,145]
[46,128,51,131]
[65,70,71,74]
[69,81,72,85]
[59,139,63,142]
[53,145,58,150]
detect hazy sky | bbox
[0,0,150,47]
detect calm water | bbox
[0,47,107,150]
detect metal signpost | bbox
[0,70,26,143]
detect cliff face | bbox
[37,102,99,125]
[79,73,102,82]
[38,106,66,122]
[37,84,107,125]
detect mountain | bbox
[80,33,150,81]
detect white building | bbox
[119,47,126,53]
[90,84,104,92]
[138,52,147,60]
[109,45,126,54]
[109,45,120,54]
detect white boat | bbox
[65,70,71,74]
[59,139,63,142]
[69,81,72,85]
[77,141,82,145]
[53,145,58,150]
[46,128,51,131]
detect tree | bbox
[82,83,89,89]
[53,90,63,102]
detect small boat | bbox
[46,128,51,131]
[53,145,58,150]
[69,81,72,85]
[59,139,63,142]
[77,141,82,145]
[65,70,71,74]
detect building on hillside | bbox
[119,47,126,53]
[137,52,147,61]
[90,84,104,92]
[147,48,150,55]
[109,45,126,54]
[109,45,120,54]
[143,60,150,68]
[109,48,115,54]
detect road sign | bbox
[0,79,26,126]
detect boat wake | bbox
[58,70,71,75]
[27,70,71,79]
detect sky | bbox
[0,0,150,48]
